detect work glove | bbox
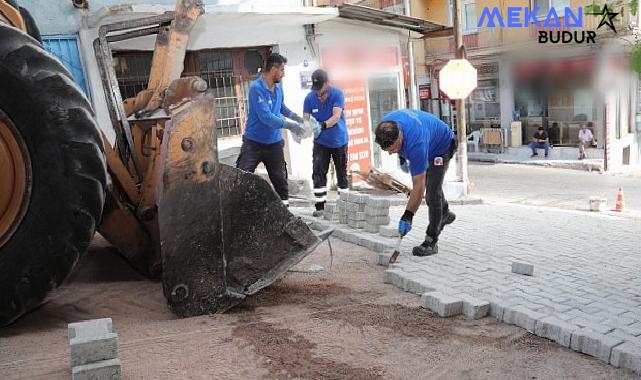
[310,118,322,139]
[398,210,414,237]
[283,120,306,143]
[399,157,410,174]
[290,113,304,124]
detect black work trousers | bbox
[312,143,348,210]
[425,138,457,240]
[236,137,288,202]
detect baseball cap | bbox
[311,69,328,90]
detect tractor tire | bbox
[0,24,107,326]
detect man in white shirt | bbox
[578,123,595,160]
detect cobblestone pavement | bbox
[295,202,641,373]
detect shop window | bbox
[468,78,500,129]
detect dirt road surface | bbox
[1,236,637,379]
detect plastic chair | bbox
[467,130,480,152]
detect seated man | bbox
[530,126,550,158]
[578,122,596,160]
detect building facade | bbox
[18,0,433,184]
[420,0,641,171]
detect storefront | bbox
[467,63,500,131]
[512,57,600,147]
[316,20,409,178]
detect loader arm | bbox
[94,0,332,317]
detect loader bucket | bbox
[157,94,331,317]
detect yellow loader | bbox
[0,0,330,326]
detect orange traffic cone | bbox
[613,187,624,212]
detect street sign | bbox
[439,59,477,99]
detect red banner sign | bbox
[334,78,371,174]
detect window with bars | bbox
[112,48,267,137]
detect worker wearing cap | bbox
[303,69,349,217]
[374,109,457,256]
[236,53,305,206]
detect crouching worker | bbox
[374,109,457,256]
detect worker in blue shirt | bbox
[303,69,349,217]
[374,109,457,256]
[236,53,305,206]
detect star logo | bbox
[586,4,620,34]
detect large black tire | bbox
[0,24,107,326]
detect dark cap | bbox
[311,69,328,90]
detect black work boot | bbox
[412,236,438,257]
[441,211,456,228]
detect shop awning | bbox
[334,4,449,35]
[94,5,340,50]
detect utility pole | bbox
[453,0,469,193]
[403,0,419,108]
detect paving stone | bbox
[379,224,399,238]
[383,270,403,286]
[364,205,390,216]
[347,219,366,229]
[502,306,546,333]
[340,231,360,244]
[618,323,641,336]
[607,330,641,346]
[364,223,379,233]
[457,295,490,320]
[339,214,348,224]
[68,319,118,367]
[360,237,394,253]
[534,316,578,347]
[323,211,339,221]
[348,212,366,221]
[325,203,337,213]
[378,252,392,267]
[570,328,624,363]
[336,200,347,210]
[72,358,121,380]
[511,262,534,276]
[347,192,369,204]
[339,191,350,201]
[366,197,391,208]
[570,320,614,334]
[366,215,390,226]
[611,342,641,373]
[421,292,463,317]
[345,202,366,212]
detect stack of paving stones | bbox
[322,202,340,222]
[345,192,369,229]
[336,191,350,225]
[362,197,394,236]
[68,318,121,380]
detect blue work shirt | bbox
[303,86,348,148]
[381,109,454,176]
[243,75,294,144]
